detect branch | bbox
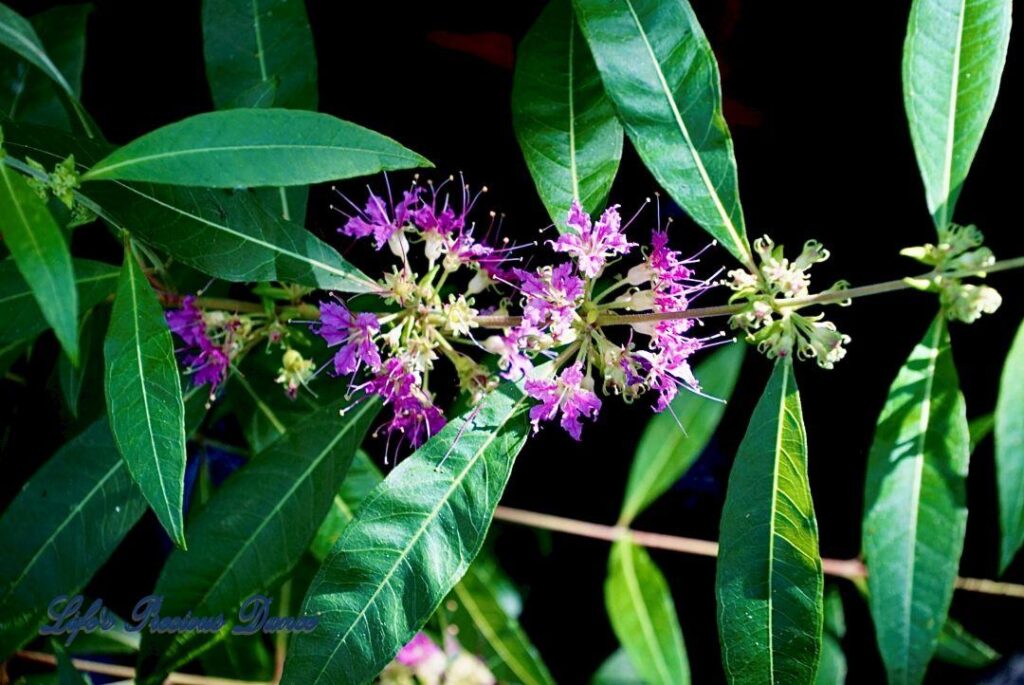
[492,506,1024,598]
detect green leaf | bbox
[0,3,94,136]
[0,420,147,660]
[716,358,823,685]
[308,449,554,684]
[862,314,969,685]
[202,0,318,111]
[996,317,1024,572]
[282,380,533,685]
[934,617,999,668]
[0,160,78,361]
[968,412,994,453]
[65,611,140,655]
[571,0,751,265]
[0,4,92,131]
[1,119,376,292]
[52,640,91,685]
[59,305,108,417]
[512,0,623,230]
[103,248,187,548]
[620,342,743,524]
[200,634,274,682]
[606,540,689,685]
[448,562,556,685]
[592,649,644,685]
[815,587,847,685]
[903,0,1011,229]
[83,109,432,187]
[135,398,379,685]
[0,257,117,345]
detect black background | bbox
[2,1,1023,683]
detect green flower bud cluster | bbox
[725,235,851,369]
[24,154,96,227]
[901,223,1001,324]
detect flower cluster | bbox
[725,235,852,369]
[166,296,251,396]
[323,177,524,453]
[491,199,718,436]
[901,223,1002,323]
[378,632,495,685]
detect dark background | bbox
[3,1,1023,683]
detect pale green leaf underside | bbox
[0,420,146,660]
[716,358,823,685]
[572,0,751,265]
[0,160,79,362]
[996,318,1024,572]
[606,540,690,685]
[903,0,1011,229]
[862,314,969,685]
[104,252,187,548]
[83,109,432,187]
[512,0,623,231]
[621,342,743,524]
[282,380,532,685]
[136,399,378,685]
[935,617,999,668]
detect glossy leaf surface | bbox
[996,318,1024,571]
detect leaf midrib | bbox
[123,255,178,542]
[87,143,422,179]
[764,361,791,682]
[620,542,674,684]
[937,0,967,228]
[566,16,580,200]
[619,0,749,264]
[312,392,529,685]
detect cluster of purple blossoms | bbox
[380,631,494,684]
[488,198,717,438]
[322,176,526,455]
[166,296,246,393]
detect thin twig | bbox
[493,506,1024,598]
[13,651,270,685]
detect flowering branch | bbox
[492,506,1024,599]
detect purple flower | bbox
[315,302,381,376]
[165,297,230,389]
[389,395,447,448]
[397,632,443,667]
[551,201,635,277]
[339,187,420,251]
[525,362,601,440]
[639,330,702,412]
[165,296,205,347]
[514,263,584,342]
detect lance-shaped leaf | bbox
[815,587,847,685]
[104,249,187,548]
[996,318,1024,572]
[83,109,432,187]
[0,4,92,131]
[53,640,91,685]
[309,450,554,684]
[0,3,94,137]
[1,119,376,293]
[512,0,623,230]
[0,159,78,361]
[449,564,556,685]
[135,398,379,685]
[621,342,743,524]
[203,0,318,111]
[862,314,969,685]
[282,380,533,685]
[935,617,999,668]
[903,0,1011,229]
[0,257,117,344]
[572,0,751,265]
[59,305,108,417]
[0,420,147,660]
[716,358,823,685]
[606,540,690,685]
